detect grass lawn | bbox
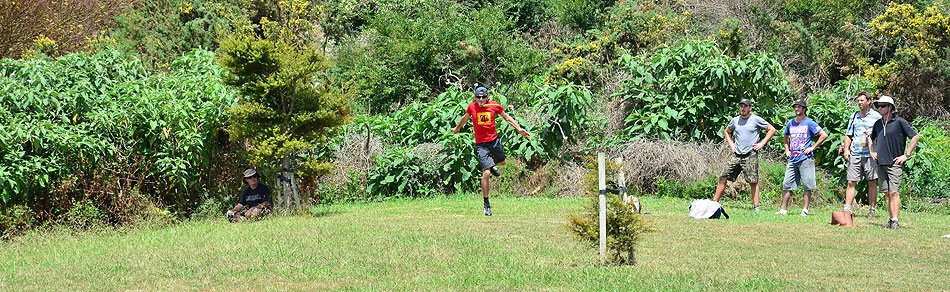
[1,195,948,291]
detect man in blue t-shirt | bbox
[777,99,828,216]
[842,92,882,217]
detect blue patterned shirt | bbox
[845,110,882,158]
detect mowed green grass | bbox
[1,195,948,291]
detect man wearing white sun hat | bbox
[868,95,920,230]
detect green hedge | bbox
[0,49,236,230]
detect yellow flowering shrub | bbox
[863,2,950,119]
[869,2,950,67]
[21,35,58,59]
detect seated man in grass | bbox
[227,169,271,222]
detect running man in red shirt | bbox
[452,86,530,216]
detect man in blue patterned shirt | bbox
[842,92,882,217]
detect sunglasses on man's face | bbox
[876,104,889,108]
[475,95,488,99]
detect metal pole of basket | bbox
[598,152,606,262]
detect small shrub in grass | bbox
[568,159,656,265]
[567,193,656,265]
[63,199,106,229]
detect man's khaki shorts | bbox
[719,152,759,184]
[877,165,903,193]
[847,156,878,181]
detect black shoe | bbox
[887,220,899,230]
[489,166,500,177]
[484,206,492,216]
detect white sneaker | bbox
[800,209,809,216]
[776,209,787,215]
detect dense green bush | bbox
[864,2,950,120]
[905,118,950,199]
[314,0,377,45]
[507,78,595,160]
[108,0,250,69]
[550,0,613,31]
[618,39,791,141]
[545,1,691,86]
[331,0,545,113]
[0,49,237,229]
[366,147,442,198]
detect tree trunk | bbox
[281,156,294,209]
[628,247,637,266]
[280,154,302,209]
[274,176,283,210]
[290,169,301,208]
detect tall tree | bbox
[217,33,349,209]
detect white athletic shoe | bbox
[776,209,787,215]
[800,209,809,216]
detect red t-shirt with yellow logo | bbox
[466,101,505,143]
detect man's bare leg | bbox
[713,178,727,202]
[844,181,858,210]
[867,180,878,217]
[481,169,492,216]
[750,183,760,210]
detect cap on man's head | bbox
[474,87,488,97]
[738,98,753,106]
[792,99,807,108]
[874,95,896,109]
[243,168,258,178]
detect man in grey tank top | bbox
[713,99,777,211]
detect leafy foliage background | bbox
[3,0,950,235]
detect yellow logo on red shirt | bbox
[476,112,492,125]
